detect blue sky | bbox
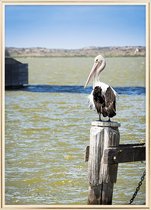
[5,5,146,49]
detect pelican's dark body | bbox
[93,86,116,118]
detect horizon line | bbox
[6,45,146,50]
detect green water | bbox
[5,57,146,205]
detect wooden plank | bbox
[104,144,145,164]
[87,121,120,205]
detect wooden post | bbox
[88,121,120,205]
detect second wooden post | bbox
[88,121,120,205]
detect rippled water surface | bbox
[5,57,146,205]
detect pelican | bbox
[84,55,117,121]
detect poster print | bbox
[1,1,150,208]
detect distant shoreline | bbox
[6,46,145,57]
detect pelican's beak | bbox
[84,62,99,88]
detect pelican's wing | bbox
[104,86,116,117]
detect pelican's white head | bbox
[84,54,106,88]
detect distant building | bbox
[134,48,140,55]
[5,57,28,88]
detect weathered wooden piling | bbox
[87,121,120,205]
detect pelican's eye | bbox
[95,59,98,62]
